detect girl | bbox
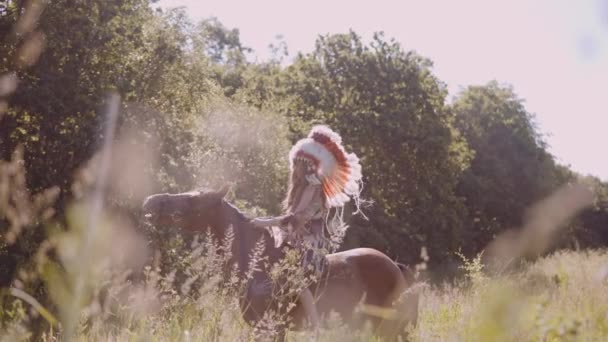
[251,125,363,328]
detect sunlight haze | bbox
[160,0,608,180]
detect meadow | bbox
[3,219,606,342]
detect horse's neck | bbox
[220,201,276,276]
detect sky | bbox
[160,0,608,180]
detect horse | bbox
[142,187,419,339]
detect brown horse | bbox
[142,188,419,339]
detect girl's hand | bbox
[250,217,269,228]
[280,214,293,226]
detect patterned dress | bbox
[281,183,330,278]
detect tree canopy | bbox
[1,1,606,286]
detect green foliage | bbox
[250,31,473,267]
[2,0,605,279]
[452,82,570,254]
[185,99,290,213]
[565,175,608,248]
[1,0,157,193]
[456,251,487,287]
[194,17,251,97]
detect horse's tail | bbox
[395,262,416,287]
[393,262,421,330]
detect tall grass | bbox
[416,250,608,342]
[3,180,608,342]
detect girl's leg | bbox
[300,287,320,328]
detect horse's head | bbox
[143,186,281,280]
[142,186,230,234]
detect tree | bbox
[193,17,251,97]
[253,32,472,267]
[452,82,567,251]
[564,175,608,248]
[0,0,157,195]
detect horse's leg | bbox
[342,249,411,340]
[314,258,365,324]
[320,249,419,340]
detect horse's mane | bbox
[222,200,251,223]
[191,187,252,223]
[218,198,287,278]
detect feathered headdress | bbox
[289,125,363,209]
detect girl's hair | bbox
[282,160,325,212]
[282,159,362,250]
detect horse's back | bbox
[326,248,406,305]
[321,247,416,339]
[328,247,396,263]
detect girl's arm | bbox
[250,214,292,228]
[250,184,322,229]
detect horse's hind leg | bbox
[355,269,410,339]
[252,326,286,342]
[275,330,286,342]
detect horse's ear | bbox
[216,184,230,199]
